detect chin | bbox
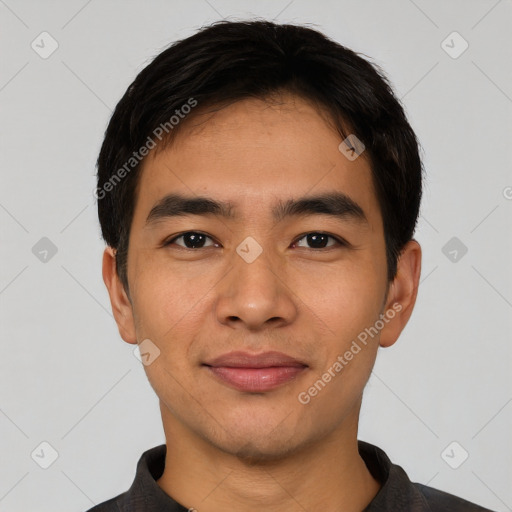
[208,418,314,464]
[225,437,300,464]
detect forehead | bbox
[135,95,380,225]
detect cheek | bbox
[293,259,385,340]
[295,268,383,418]
[129,252,223,349]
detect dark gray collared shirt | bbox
[86,441,495,511]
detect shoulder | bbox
[81,444,168,512]
[415,482,495,511]
[83,495,122,512]
[358,441,495,512]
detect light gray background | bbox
[1,0,511,511]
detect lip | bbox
[205,350,307,368]
[203,351,308,392]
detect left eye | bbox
[293,233,341,249]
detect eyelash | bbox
[163,231,347,250]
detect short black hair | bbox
[96,20,423,292]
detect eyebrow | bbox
[145,192,367,226]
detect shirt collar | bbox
[116,441,431,511]
[358,441,431,511]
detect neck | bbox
[156,405,381,512]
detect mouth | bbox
[203,351,308,392]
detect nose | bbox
[214,244,298,332]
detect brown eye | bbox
[294,232,342,249]
[166,232,217,249]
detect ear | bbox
[102,246,137,344]
[379,239,422,348]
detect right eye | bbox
[163,231,219,250]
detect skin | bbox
[102,93,421,512]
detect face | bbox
[104,94,419,460]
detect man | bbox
[90,20,494,512]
